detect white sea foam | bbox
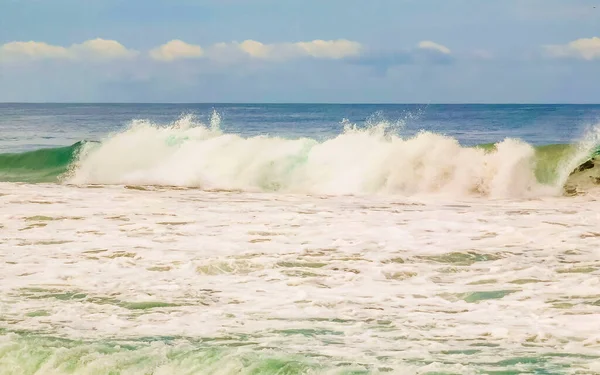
[1,183,600,373]
[4,105,600,374]
[64,113,599,198]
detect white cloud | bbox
[418,41,451,54]
[0,38,137,62]
[544,37,600,60]
[72,39,138,60]
[149,39,362,63]
[217,39,362,61]
[238,40,275,59]
[0,41,70,60]
[150,40,204,62]
[295,39,362,59]
[1,38,363,64]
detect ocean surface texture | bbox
[1,103,600,375]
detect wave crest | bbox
[61,113,599,198]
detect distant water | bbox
[1,103,600,374]
[2,103,600,152]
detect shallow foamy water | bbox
[1,183,600,374]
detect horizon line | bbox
[2,102,600,105]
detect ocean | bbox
[1,103,600,374]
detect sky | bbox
[0,0,599,103]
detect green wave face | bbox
[475,143,591,184]
[0,142,85,183]
[531,144,578,183]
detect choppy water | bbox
[1,104,600,374]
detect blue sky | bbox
[1,0,599,103]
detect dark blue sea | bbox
[2,103,600,153]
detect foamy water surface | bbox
[2,182,600,374]
[2,104,600,374]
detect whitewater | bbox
[1,103,600,374]
[3,112,600,197]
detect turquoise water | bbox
[1,331,595,374]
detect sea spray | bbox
[62,115,582,197]
[2,114,599,197]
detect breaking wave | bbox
[2,113,599,197]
